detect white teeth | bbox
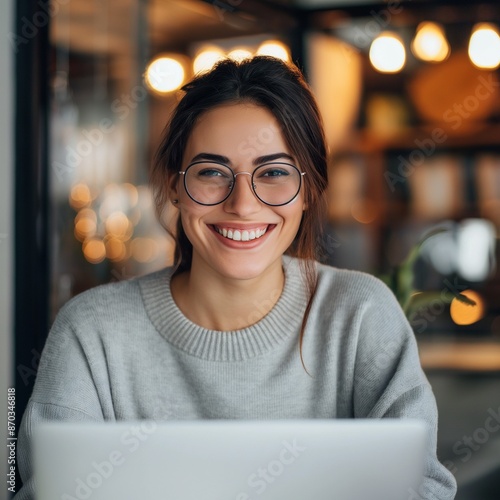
[215,226,268,241]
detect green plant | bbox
[379,227,476,317]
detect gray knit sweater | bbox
[14,257,456,499]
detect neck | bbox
[170,258,285,331]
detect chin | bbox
[210,256,280,282]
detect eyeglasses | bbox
[178,161,306,206]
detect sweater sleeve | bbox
[353,277,457,500]
[13,304,106,500]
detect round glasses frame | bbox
[178,161,306,207]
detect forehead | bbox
[184,103,290,163]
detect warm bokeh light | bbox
[193,47,225,74]
[450,289,485,325]
[131,237,159,263]
[468,23,500,69]
[105,211,132,240]
[227,48,253,62]
[105,237,127,262]
[123,183,139,207]
[70,182,168,265]
[256,41,290,61]
[74,217,97,242]
[369,33,406,73]
[351,200,377,224]
[145,56,185,93]
[75,208,97,223]
[69,183,92,209]
[82,238,106,264]
[412,22,450,62]
[98,184,122,220]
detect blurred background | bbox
[1,0,500,498]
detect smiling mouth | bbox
[212,225,271,242]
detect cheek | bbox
[178,204,213,238]
[179,207,200,230]
[178,212,200,248]
[277,203,305,232]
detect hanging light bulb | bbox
[145,56,185,94]
[257,40,290,61]
[227,47,253,62]
[193,47,225,74]
[412,22,450,62]
[369,32,406,73]
[468,23,500,69]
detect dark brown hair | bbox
[151,56,328,370]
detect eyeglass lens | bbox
[183,162,303,206]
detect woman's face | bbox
[170,102,306,282]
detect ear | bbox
[167,173,180,205]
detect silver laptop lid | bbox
[34,419,427,500]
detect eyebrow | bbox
[252,153,295,165]
[190,153,230,164]
[189,152,296,166]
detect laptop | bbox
[33,419,427,500]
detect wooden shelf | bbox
[333,124,500,155]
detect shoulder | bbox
[314,260,399,310]
[55,267,173,326]
[306,260,414,352]
[282,257,404,329]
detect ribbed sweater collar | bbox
[139,257,308,362]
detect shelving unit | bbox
[306,15,500,356]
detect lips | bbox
[213,225,269,242]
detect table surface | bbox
[418,339,500,371]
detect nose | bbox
[223,172,262,216]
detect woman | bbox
[15,56,456,499]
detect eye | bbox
[197,168,227,178]
[257,167,290,178]
[198,168,222,177]
[190,163,233,182]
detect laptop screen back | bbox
[33,419,427,500]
